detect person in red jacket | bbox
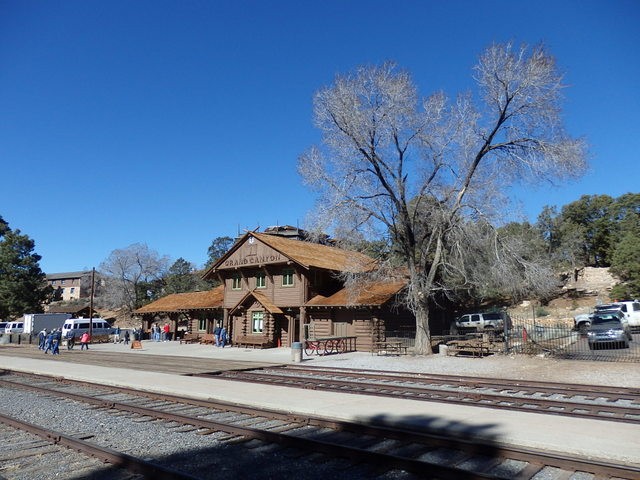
[80,332,91,350]
[163,323,170,342]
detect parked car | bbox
[587,312,632,350]
[575,300,640,333]
[452,312,512,334]
[595,301,640,331]
[4,321,24,334]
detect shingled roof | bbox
[134,285,224,314]
[228,289,284,316]
[305,281,406,308]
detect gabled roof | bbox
[134,286,224,314]
[203,232,376,278]
[228,289,284,316]
[305,281,406,308]
[46,304,95,315]
[46,271,92,280]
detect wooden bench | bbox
[235,335,271,349]
[199,333,216,345]
[372,341,408,356]
[179,333,200,344]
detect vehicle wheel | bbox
[579,322,590,334]
[623,340,630,349]
[304,343,316,356]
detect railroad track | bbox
[0,414,189,480]
[208,365,640,424]
[0,371,638,480]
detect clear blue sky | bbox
[1,0,638,273]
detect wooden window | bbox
[282,269,294,287]
[232,275,242,290]
[256,273,266,289]
[198,319,206,331]
[252,311,264,333]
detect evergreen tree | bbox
[0,216,51,318]
[206,236,234,267]
[164,257,209,294]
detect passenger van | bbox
[4,321,24,334]
[61,318,111,340]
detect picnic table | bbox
[446,337,492,357]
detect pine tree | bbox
[0,216,52,318]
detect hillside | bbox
[511,267,619,325]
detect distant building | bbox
[45,271,93,301]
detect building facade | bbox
[201,230,414,351]
[45,271,93,302]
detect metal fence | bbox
[384,323,640,362]
[506,320,640,362]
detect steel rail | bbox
[0,412,198,480]
[2,374,639,480]
[214,370,640,424]
[280,365,640,398]
[0,378,501,480]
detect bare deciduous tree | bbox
[298,43,587,354]
[98,243,169,314]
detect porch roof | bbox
[228,289,284,316]
[305,281,406,308]
[134,285,224,314]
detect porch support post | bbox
[299,306,306,343]
[223,308,229,331]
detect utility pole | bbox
[89,267,95,342]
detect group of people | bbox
[112,327,131,345]
[213,324,228,347]
[38,328,91,354]
[150,323,171,342]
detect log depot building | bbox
[137,227,415,351]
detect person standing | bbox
[43,330,54,354]
[213,324,222,347]
[123,330,130,345]
[38,328,47,350]
[114,326,121,344]
[80,332,90,350]
[51,329,62,355]
[219,326,227,348]
[163,323,170,342]
[66,329,75,350]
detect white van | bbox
[61,318,111,340]
[4,321,24,334]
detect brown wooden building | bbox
[201,231,414,351]
[134,286,224,339]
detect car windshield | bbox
[591,317,622,327]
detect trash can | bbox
[291,342,303,363]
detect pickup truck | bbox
[574,300,640,332]
[452,312,512,334]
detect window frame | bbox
[231,275,242,290]
[282,269,295,287]
[255,272,266,289]
[251,311,264,333]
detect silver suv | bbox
[453,312,512,334]
[587,311,632,349]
